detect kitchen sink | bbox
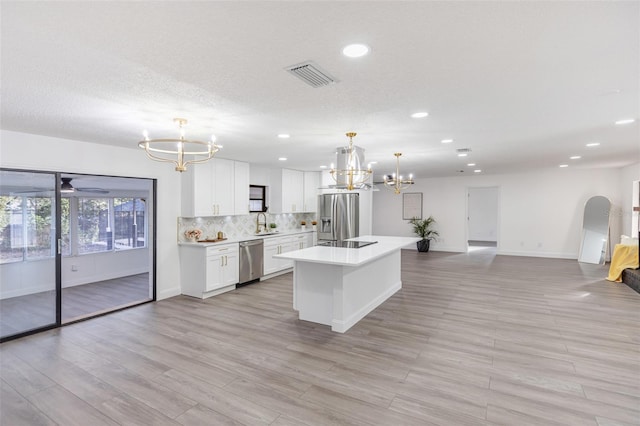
[255,232,279,236]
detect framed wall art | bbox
[402,192,422,220]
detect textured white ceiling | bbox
[1,1,638,179]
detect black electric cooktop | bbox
[318,240,378,249]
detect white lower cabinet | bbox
[180,242,239,298]
[262,232,315,277]
[263,236,293,275]
[291,233,309,250]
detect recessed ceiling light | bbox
[368,161,378,164]
[342,43,370,58]
[457,153,467,157]
[277,134,290,138]
[615,118,635,125]
[411,112,429,118]
[278,157,287,161]
[441,139,454,144]
[570,156,581,160]
[467,163,476,166]
[319,165,327,169]
[586,142,600,147]
[559,164,569,168]
[474,169,482,173]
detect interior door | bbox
[0,169,60,341]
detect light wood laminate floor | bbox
[1,250,638,426]
[0,273,151,338]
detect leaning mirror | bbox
[578,196,611,264]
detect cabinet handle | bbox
[220,257,224,267]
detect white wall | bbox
[373,167,627,259]
[0,130,182,300]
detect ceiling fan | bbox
[60,177,110,194]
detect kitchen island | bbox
[274,235,420,333]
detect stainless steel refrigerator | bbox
[317,193,359,241]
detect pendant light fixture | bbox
[329,132,373,190]
[138,118,220,172]
[383,153,414,194]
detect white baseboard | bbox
[332,280,402,333]
[497,249,577,260]
[260,268,293,281]
[157,286,181,300]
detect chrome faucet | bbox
[256,212,267,234]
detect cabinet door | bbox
[182,162,216,217]
[213,158,235,216]
[303,172,320,213]
[205,254,223,292]
[282,169,304,212]
[278,240,294,269]
[221,250,239,286]
[263,242,281,275]
[292,234,306,250]
[234,161,250,215]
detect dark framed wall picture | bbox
[403,192,422,219]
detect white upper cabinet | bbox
[282,169,304,213]
[233,161,250,215]
[269,168,304,213]
[182,158,250,217]
[213,158,234,216]
[303,171,320,213]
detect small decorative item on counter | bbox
[311,220,317,231]
[269,223,277,229]
[300,220,306,230]
[184,229,202,242]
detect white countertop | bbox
[273,235,420,266]
[178,229,314,247]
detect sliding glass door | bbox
[0,169,60,340]
[60,174,154,323]
[1,169,156,341]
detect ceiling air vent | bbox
[285,61,337,88]
[456,148,472,153]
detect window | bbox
[76,197,147,254]
[0,195,56,263]
[249,185,266,213]
[114,198,146,249]
[78,198,110,254]
[60,198,71,256]
[1,194,147,263]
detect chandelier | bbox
[138,118,220,172]
[330,132,373,190]
[383,153,414,194]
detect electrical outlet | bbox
[520,241,524,247]
[71,265,78,272]
[537,242,543,248]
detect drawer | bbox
[206,243,238,256]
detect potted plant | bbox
[300,220,306,230]
[409,216,439,252]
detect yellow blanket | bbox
[606,244,639,282]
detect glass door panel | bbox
[0,170,59,340]
[60,174,154,323]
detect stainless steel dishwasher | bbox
[239,239,264,285]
